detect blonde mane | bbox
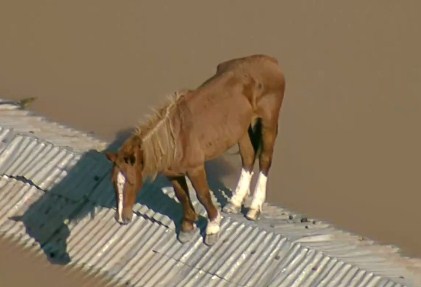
[133,90,189,179]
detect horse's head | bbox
[105,136,143,225]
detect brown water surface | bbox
[0,238,108,286]
[1,1,421,285]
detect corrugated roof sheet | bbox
[1,99,421,287]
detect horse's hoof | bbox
[222,202,241,214]
[204,232,220,246]
[178,228,196,243]
[246,208,261,221]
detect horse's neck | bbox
[141,114,177,178]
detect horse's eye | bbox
[129,155,136,165]
[124,156,136,165]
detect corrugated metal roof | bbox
[1,99,421,287]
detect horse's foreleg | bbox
[247,121,278,221]
[187,165,221,246]
[223,130,256,214]
[169,176,198,243]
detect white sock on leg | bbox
[230,168,253,207]
[250,172,267,211]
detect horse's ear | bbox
[105,152,117,162]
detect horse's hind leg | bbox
[187,165,221,246]
[169,176,198,243]
[246,118,278,221]
[223,129,256,214]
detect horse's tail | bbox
[249,118,263,159]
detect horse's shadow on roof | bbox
[10,128,237,265]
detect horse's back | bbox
[215,55,285,116]
[216,54,279,73]
[189,54,285,132]
[216,54,284,92]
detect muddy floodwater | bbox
[1,1,421,285]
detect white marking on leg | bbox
[206,211,222,235]
[116,171,125,223]
[230,169,253,207]
[250,172,268,211]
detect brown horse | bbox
[105,54,285,245]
